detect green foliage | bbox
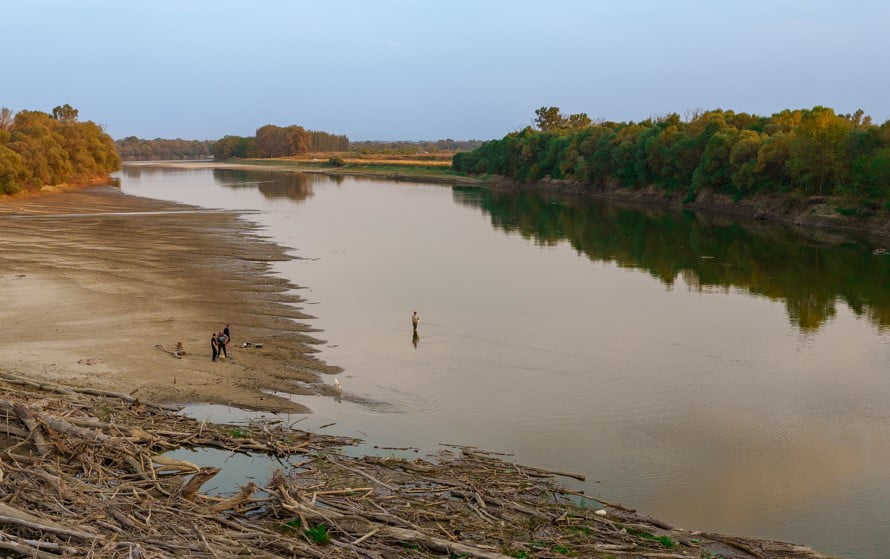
[327,156,346,167]
[211,124,348,160]
[621,525,675,548]
[452,106,890,206]
[835,206,868,217]
[0,105,119,194]
[535,106,591,133]
[281,518,301,531]
[116,137,215,161]
[212,135,260,160]
[304,524,329,545]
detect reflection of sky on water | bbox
[121,165,890,559]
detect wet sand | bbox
[0,186,340,412]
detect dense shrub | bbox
[0,105,119,194]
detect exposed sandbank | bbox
[0,186,340,412]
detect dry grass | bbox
[281,151,454,167]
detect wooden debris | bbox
[0,369,834,559]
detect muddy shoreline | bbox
[0,186,341,413]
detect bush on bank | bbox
[0,105,120,195]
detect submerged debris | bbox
[0,370,832,558]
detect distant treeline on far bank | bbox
[453,106,890,205]
[0,105,120,195]
[116,127,483,162]
[115,124,349,161]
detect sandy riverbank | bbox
[0,186,340,412]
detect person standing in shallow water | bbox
[211,333,219,362]
[412,311,419,332]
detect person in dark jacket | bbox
[211,333,219,361]
[217,331,228,359]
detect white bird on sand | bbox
[333,378,342,393]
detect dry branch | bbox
[0,370,833,559]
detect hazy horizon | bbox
[3,0,889,141]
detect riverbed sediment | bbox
[0,186,340,413]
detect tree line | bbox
[116,137,215,161]
[0,105,120,195]
[452,106,890,205]
[212,124,349,160]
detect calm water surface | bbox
[120,165,890,559]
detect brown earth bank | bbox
[0,185,341,413]
[482,176,890,244]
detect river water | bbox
[120,164,890,559]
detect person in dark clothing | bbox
[217,331,228,359]
[211,333,219,361]
[223,324,231,342]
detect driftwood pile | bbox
[0,370,832,559]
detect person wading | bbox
[412,311,419,332]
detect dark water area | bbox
[452,186,890,333]
[121,164,890,559]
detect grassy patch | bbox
[304,524,329,545]
[620,525,676,548]
[281,518,301,532]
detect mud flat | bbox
[0,186,340,413]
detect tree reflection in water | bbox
[453,186,890,332]
[213,169,315,202]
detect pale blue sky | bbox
[3,0,888,140]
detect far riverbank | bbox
[124,159,890,243]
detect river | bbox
[120,163,890,559]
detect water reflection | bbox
[212,169,314,201]
[453,187,890,332]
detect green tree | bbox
[52,104,79,123]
